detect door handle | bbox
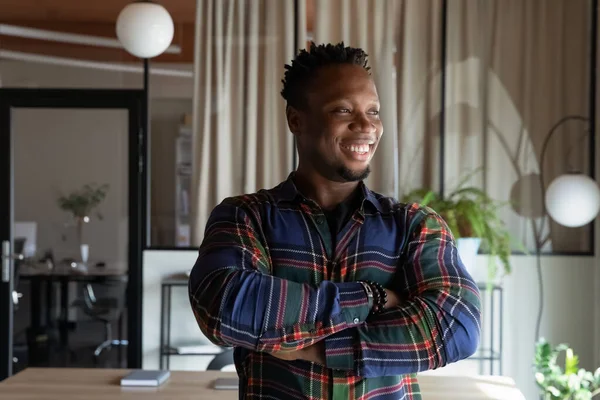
[2,240,23,283]
[2,240,9,282]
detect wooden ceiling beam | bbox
[0,21,195,63]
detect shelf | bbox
[476,282,503,291]
[468,348,501,361]
[162,278,188,286]
[179,125,192,137]
[176,163,192,175]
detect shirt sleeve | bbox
[324,205,482,376]
[188,198,371,353]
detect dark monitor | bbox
[14,237,26,255]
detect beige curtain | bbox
[312,0,443,197]
[445,0,592,252]
[395,1,443,195]
[190,0,299,245]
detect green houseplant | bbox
[401,172,514,283]
[534,338,600,400]
[58,183,109,246]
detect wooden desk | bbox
[0,368,526,400]
[19,263,127,348]
[19,262,127,278]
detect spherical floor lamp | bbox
[535,115,600,341]
[545,173,600,228]
[116,1,174,59]
[115,1,174,367]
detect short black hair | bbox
[280,41,370,109]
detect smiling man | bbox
[189,42,481,400]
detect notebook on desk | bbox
[120,370,171,387]
[214,377,239,390]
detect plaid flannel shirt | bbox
[189,174,481,400]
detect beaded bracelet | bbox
[359,280,387,314]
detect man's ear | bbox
[286,106,303,137]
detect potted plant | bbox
[57,183,109,259]
[401,171,515,285]
[534,338,600,399]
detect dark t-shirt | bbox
[322,187,363,248]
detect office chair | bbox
[207,349,235,371]
[76,276,129,364]
[12,238,26,309]
[12,238,27,371]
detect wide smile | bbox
[339,141,374,162]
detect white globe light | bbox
[116,2,174,58]
[545,173,600,227]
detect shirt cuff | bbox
[325,329,358,371]
[335,282,370,326]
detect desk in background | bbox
[17,263,127,365]
[0,368,526,399]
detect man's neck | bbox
[293,167,360,210]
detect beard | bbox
[336,164,371,182]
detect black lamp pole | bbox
[142,58,150,246]
[439,0,448,197]
[534,115,590,343]
[292,0,299,170]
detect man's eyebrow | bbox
[322,97,380,106]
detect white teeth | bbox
[348,145,369,153]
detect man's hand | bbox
[271,341,326,365]
[384,288,401,309]
[271,288,400,364]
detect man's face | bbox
[289,64,383,182]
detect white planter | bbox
[456,238,485,282]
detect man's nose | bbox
[350,113,377,133]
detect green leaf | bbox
[547,386,561,397]
[57,183,109,219]
[568,373,582,392]
[566,348,580,375]
[421,191,437,206]
[401,168,523,286]
[534,339,600,399]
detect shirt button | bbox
[353,317,360,324]
[315,216,325,224]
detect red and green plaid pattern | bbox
[189,175,481,399]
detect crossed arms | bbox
[188,200,481,377]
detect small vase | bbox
[80,244,89,264]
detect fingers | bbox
[271,351,300,361]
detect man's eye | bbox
[335,108,351,113]
[369,110,380,116]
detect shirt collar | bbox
[275,172,384,213]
